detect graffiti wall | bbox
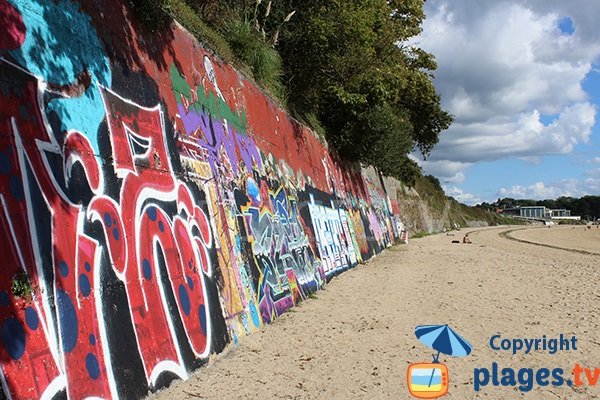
[0,0,405,398]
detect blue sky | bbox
[412,1,600,204]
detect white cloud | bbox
[523,0,600,46]
[446,172,466,184]
[584,166,600,190]
[413,0,600,170]
[497,178,599,199]
[412,155,470,183]
[443,186,482,205]
[428,103,596,163]
[585,178,600,191]
[407,1,600,201]
[585,168,600,177]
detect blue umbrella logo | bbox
[410,324,473,393]
[415,324,473,361]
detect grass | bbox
[413,176,446,214]
[128,0,171,30]
[411,231,430,239]
[167,1,287,103]
[301,112,327,140]
[223,19,286,102]
[388,245,407,251]
[127,0,287,104]
[165,0,235,61]
[11,272,32,301]
[398,174,526,235]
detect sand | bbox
[152,226,600,399]
[510,225,600,255]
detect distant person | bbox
[463,234,472,244]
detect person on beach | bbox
[463,234,472,244]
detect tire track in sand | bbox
[499,227,600,257]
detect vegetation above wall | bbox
[477,196,600,221]
[126,0,452,186]
[398,175,522,234]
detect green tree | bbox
[274,0,452,182]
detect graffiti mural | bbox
[237,182,324,322]
[0,0,406,398]
[0,58,229,398]
[307,194,357,276]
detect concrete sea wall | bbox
[0,0,405,398]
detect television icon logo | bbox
[407,362,449,399]
[408,325,473,398]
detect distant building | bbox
[520,206,546,219]
[498,206,580,220]
[548,209,571,218]
[497,207,520,216]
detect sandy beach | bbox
[152,225,600,399]
[510,225,600,255]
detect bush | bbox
[11,272,32,300]
[223,19,286,102]
[166,0,235,61]
[302,112,326,140]
[128,0,171,30]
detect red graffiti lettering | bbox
[98,86,213,383]
[0,60,216,398]
[0,60,112,399]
